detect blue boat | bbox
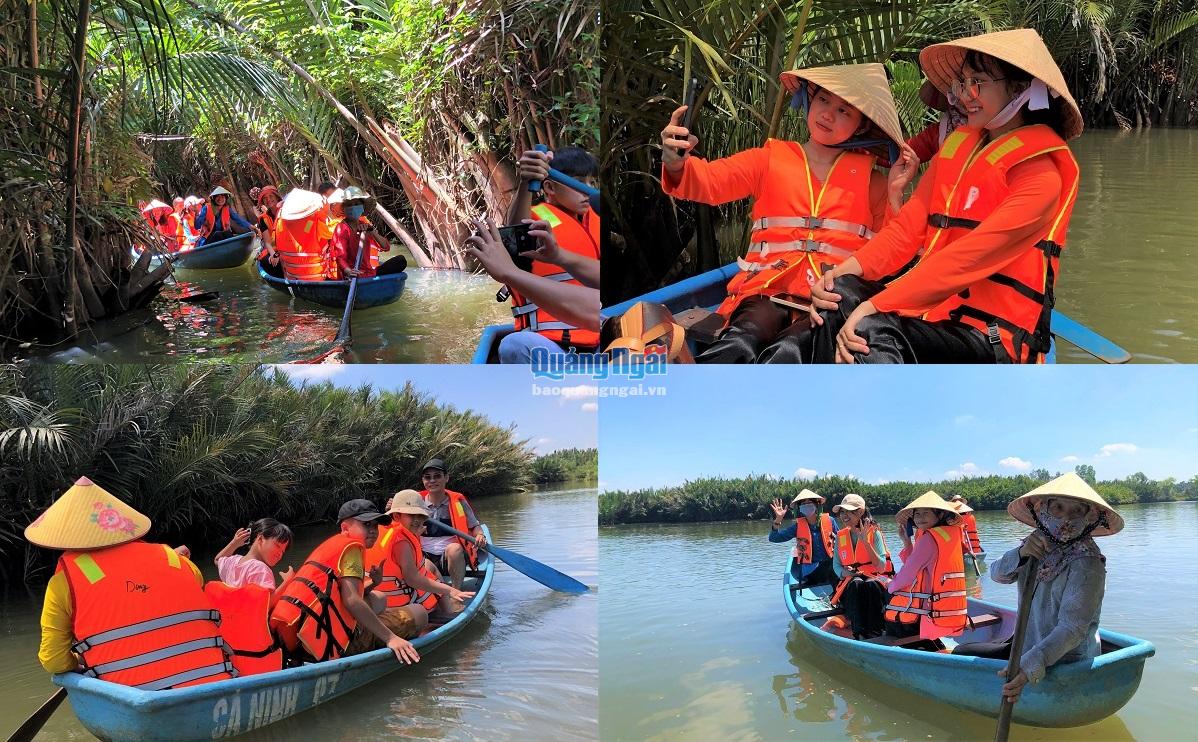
[54,528,494,741]
[257,262,407,309]
[472,323,516,364]
[782,554,1153,727]
[602,261,1133,363]
[173,234,257,270]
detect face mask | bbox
[798,503,817,517]
[346,205,365,220]
[1038,510,1086,542]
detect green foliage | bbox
[598,471,1195,525]
[0,364,534,584]
[533,448,598,483]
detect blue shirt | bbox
[771,515,838,579]
[196,204,252,235]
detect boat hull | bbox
[56,529,494,741]
[174,234,257,269]
[783,559,1152,727]
[473,323,516,364]
[257,262,406,309]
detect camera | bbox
[498,223,537,272]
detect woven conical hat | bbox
[279,188,326,221]
[896,490,958,523]
[951,500,975,514]
[209,186,233,198]
[1007,472,1123,536]
[25,477,150,550]
[919,28,1083,140]
[141,199,171,214]
[789,488,825,505]
[779,63,905,157]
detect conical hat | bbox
[779,63,905,156]
[951,500,975,514]
[279,188,325,221]
[209,186,233,198]
[141,199,171,214]
[919,79,950,112]
[25,477,150,550]
[1007,472,1123,536]
[789,488,825,505]
[896,490,958,523]
[918,28,1083,140]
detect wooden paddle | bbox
[994,555,1040,742]
[298,229,368,363]
[426,519,588,594]
[965,540,982,576]
[7,687,67,742]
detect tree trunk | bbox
[62,0,92,338]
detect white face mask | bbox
[798,503,817,517]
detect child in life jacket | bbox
[659,63,917,363]
[214,518,295,596]
[882,491,968,649]
[806,29,1083,365]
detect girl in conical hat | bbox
[952,472,1122,702]
[657,63,917,364]
[805,28,1084,366]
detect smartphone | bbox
[498,223,536,272]
[678,76,701,156]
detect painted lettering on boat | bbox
[210,684,301,738]
[312,672,342,704]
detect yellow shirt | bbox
[39,555,203,674]
[338,543,364,580]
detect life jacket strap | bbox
[751,216,875,240]
[746,240,855,260]
[928,213,982,230]
[82,636,228,677]
[134,660,237,691]
[73,609,222,653]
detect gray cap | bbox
[337,499,390,524]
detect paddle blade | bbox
[1051,309,1130,364]
[485,543,589,594]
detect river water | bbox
[599,501,1195,740]
[0,484,597,741]
[13,256,510,365]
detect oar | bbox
[426,519,588,594]
[298,230,368,363]
[7,687,67,742]
[1051,309,1130,364]
[994,555,1040,742]
[547,168,600,213]
[965,538,982,576]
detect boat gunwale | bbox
[173,234,257,267]
[54,526,495,712]
[255,262,408,291]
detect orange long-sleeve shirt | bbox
[854,155,1062,316]
[661,145,892,234]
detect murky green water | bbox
[599,501,1195,740]
[0,484,597,741]
[14,253,511,364]
[1057,129,1198,363]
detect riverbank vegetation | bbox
[534,447,598,483]
[0,363,535,584]
[604,0,1198,302]
[2,0,598,348]
[599,470,1198,525]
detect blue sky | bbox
[599,366,1198,492]
[271,366,596,455]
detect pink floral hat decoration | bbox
[24,477,151,550]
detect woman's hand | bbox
[661,106,698,174]
[998,669,1029,702]
[887,143,919,212]
[806,271,842,326]
[770,498,787,523]
[835,300,877,364]
[1019,530,1050,561]
[522,219,564,265]
[516,149,553,183]
[464,217,518,284]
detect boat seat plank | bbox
[800,607,843,622]
[967,613,1001,629]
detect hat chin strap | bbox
[983,79,1053,131]
[1026,499,1107,547]
[790,89,898,164]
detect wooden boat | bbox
[782,555,1153,727]
[173,233,257,270]
[257,262,407,309]
[54,528,494,742]
[472,323,516,364]
[602,261,1134,363]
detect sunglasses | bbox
[950,76,1006,100]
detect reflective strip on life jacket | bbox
[751,216,875,240]
[82,636,228,677]
[73,609,222,653]
[509,202,599,347]
[743,240,856,263]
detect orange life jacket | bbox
[364,524,439,611]
[59,541,234,690]
[158,213,181,250]
[421,489,479,569]
[325,220,384,280]
[716,142,878,316]
[960,512,983,553]
[268,534,360,661]
[278,207,333,281]
[829,523,895,605]
[201,203,235,237]
[792,513,835,565]
[883,526,968,629]
[917,125,1080,363]
[203,582,281,676]
[510,202,601,348]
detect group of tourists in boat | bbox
[771,472,1120,702]
[658,28,1081,364]
[137,191,247,254]
[27,458,486,690]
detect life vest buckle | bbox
[986,322,1002,345]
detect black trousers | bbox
[792,558,835,588]
[951,639,1012,658]
[760,275,1006,364]
[695,295,791,363]
[838,576,887,638]
[377,255,408,275]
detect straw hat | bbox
[141,199,171,215]
[951,500,975,514]
[789,488,825,506]
[326,188,346,204]
[918,28,1083,140]
[896,490,958,523]
[279,188,326,220]
[256,185,280,206]
[1007,472,1124,536]
[779,63,905,159]
[386,489,431,517]
[832,493,867,513]
[25,477,150,550]
[209,186,233,198]
[919,79,950,112]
